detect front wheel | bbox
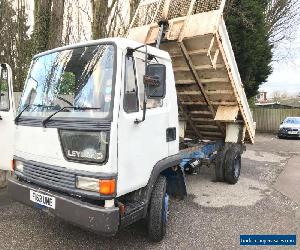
[0,170,8,188]
[147,175,168,242]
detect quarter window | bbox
[124,56,139,113]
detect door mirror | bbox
[144,64,166,99]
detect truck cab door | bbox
[0,63,15,171]
[117,52,170,195]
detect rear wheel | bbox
[147,175,168,242]
[224,146,242,184]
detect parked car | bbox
[278,117,300,139]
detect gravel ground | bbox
[0,133,299,250]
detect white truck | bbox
[4,0,255,242]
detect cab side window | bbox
[135,58,163,109]
[124,56,139,113]
[0,67,10,111]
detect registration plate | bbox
[30,190,56,209]
[288,131,298,135]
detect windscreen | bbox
[284,118,300,124]
[19,44,115,119]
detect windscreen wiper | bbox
[15,104,31,123]
[42,106,102,128]
[15,104,59,124]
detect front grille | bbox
[281,127,299,132]
[14,158,116,200]
[22,161,76,192]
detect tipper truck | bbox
[2,0,255,242]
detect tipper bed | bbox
[128,0,255,143]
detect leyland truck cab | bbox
[8,38,182,241]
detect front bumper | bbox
[278,131,300,138]
[8,178,120,236]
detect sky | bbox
[259,28,300,98]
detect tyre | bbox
[0,170,8,188]
[224,145,242,184]
[147,175,168,242]
[215,149,226,182]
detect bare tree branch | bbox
[266,0,300,45]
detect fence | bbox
[252,108,300,133]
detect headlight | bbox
[14,160,24,172]
[76,176,99,192]
[59,130,108,163]
[76,176,116,195]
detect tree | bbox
[90,0,141,39]
[32,0,65,54]
[272,90,289,101]
[15,0,33,92]
[129,0,140,22]
[63,0,92,44]
[0,0,32,92]
[90,0,118,39]
[48,0,65,48]
[32,0,52,53]
[266,0,300,46]
[225,0,273,98]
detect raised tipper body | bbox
[128,0,255,143]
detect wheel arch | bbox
[142,154,187,216]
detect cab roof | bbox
[33,37,171,61]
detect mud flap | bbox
[163,167,187,200]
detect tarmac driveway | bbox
[0,134,299,250]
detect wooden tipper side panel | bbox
[128,0,255,143]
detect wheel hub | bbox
[163,193,169,222]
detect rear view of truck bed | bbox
[128,0,255,143]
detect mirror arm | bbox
[134,100,147,124]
